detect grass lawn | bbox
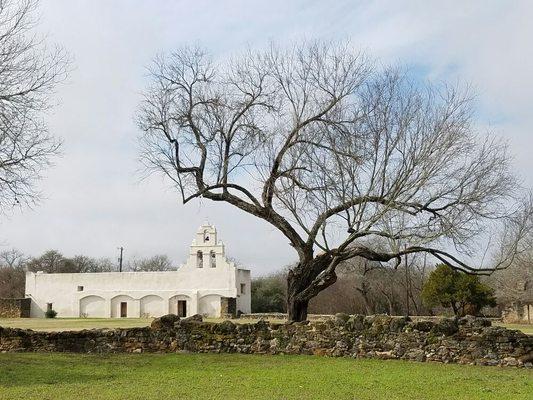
[0,317,286,331]
[0,317,154,331]
[494,323,533,335]
[0,353,531,400]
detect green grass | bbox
[494,323,533,335]
[0,317,285,331]
[0,353,531,400]
[0,317,154,331]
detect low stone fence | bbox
[239,313,334,321]
[502,303,532,324]
[0,298,31,318]
[1,314,532,368]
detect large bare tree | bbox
[137,42,530,321]
[0,0,69,213]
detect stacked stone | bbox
[1,314,531,368]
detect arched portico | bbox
[169,294,192,317]
[79,295,106,318]
[140,295,164,318]
[198,294,221,317]
[110,295,136,318]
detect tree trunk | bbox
[286,255,337,322]
[356,282,372,315]
[450,302,459,316]
[287,296,309,322]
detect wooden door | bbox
[120,302,127,318]
[177,300,187,317]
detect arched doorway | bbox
[111,295,134,318]
[169,295,190,317]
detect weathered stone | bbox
[458,315,491,328]
[151,314,180,330]
[254,319,270,331]
[405,348,426,362]
[334,313,350,326]
[0,317,530,368]
[182,314,203,323]
[347,315,366,331]
[389,316,410,333]
[411,320,435,332]
[215,320,236,334]
[0,298,31,318]
[431,318,459,336]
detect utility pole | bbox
[118,247,124,272]
[405,248,410,317]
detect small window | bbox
[197,251,203,268]
[47,303,53,312]
[77,286,84,292]
[210,251,216,268]
[240,283,246,295]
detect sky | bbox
[0,0,532,275]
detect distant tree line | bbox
[0,249,175,298]
[251,254,530,318]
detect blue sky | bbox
[0,0,532,275]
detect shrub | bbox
[45,309,57,318]
[421,264,496,317]
[251,274,286,313]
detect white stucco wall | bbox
[198,294,221,316]
[79,295,106,317]
[25,224,252,318]
[140,295,165,318]
[236,269,251,314]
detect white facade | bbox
[25,224,251,318]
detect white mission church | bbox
[24,224,251,318]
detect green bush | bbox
[251,274,286,313]
[45,309,58,318]
[421,264,496,317]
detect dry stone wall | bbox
[502,303,532,324]
[1,314,532,368]
[0,298,31,318]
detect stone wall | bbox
[0,298,31,318]
[502,303,532,324]
[1,314,532,368]
[220,297,236,318]
[239,313,334,321]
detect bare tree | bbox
[0,248,28,268]
[70,255,115,273]
[0,248,27,297]
[129,254,174,271]
[26,249,79,273]
[138,42,530,321]
[0,0,69,213]
[490,234,533,305]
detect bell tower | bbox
[187,223,226,269]
[195,224,217,246]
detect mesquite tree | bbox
[0,0,69,213]
[137,42,529,321]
